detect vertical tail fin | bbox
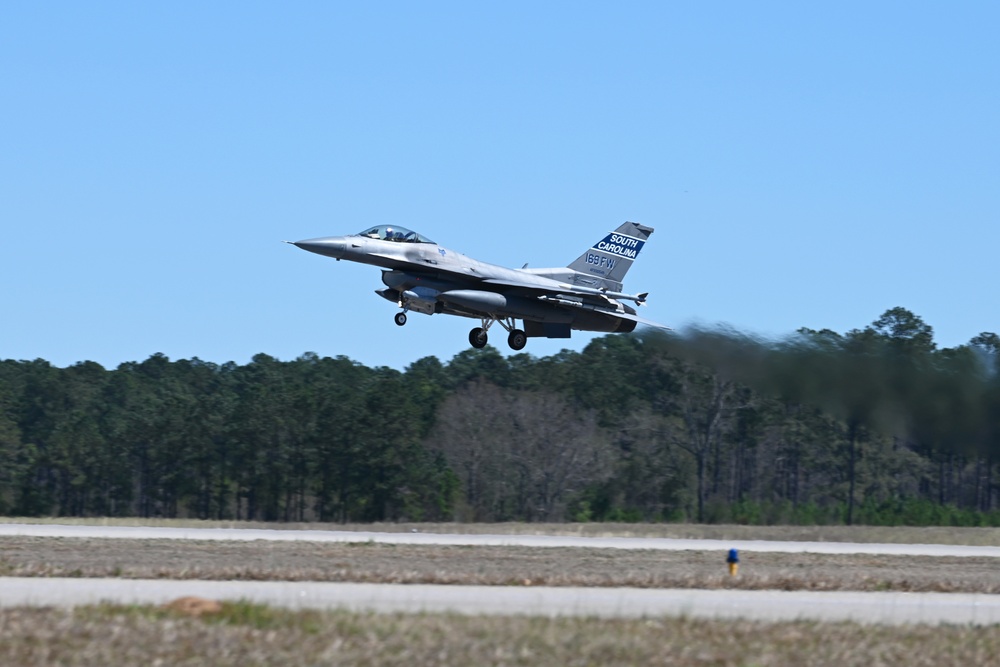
[567,221,654,291]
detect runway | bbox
[2,523,1000,558]
[2,577,1000,625]
[3,523,1000,624]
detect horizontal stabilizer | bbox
[609,310,671,330]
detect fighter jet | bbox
[289,221,666,351]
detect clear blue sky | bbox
[3,3,998,371]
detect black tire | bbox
[507,329,527,351]
[394,312,407,326]
[469,327,488,348]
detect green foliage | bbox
[0,308,998,525]
[853,498,1000,527]
[723,500,846,526]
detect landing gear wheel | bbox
[394,312,407,326]
[469,327,488,349]
[507,329,527,351]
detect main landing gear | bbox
[468,316,527,351]
[393,309,527,351]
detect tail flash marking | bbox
[592,232,646,260]
[567,221,655,291]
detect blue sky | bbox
[3,3,998,371]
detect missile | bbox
[559,284,649,304]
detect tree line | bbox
[1,307,997,525]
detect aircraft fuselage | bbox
[290,222,662,350]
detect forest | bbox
[1,307,998,526]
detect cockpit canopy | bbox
[357,225,434,244]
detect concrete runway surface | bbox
[3,523,1000,624]
[2,523,1000,558]
[2,578,1000,625]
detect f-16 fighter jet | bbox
[289,221,665,351]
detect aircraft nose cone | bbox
[291,237,347,259]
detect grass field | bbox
[1,604,999,666]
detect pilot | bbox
[385,227,394,240]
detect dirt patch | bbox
[162,596,223,616]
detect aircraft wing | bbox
[480,276,649,305]
[411,270,669,329]
[479,276,565,292]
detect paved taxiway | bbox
[2,578,1000,625]
[3,523,1000,624]
[2,523,1000,558]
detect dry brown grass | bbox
[3,537,1000,593]
[1,604,999,666]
